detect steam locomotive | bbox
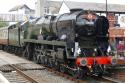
[0,9,116,78]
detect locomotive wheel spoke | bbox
[72,70,84,79]
[69,67,89,79]
[33,45,38,63]
[49,59,54,68]
[93,65,104,77]
[44,56,48,65]
[33,53,41,64]
[47,58,54,68]
[22,49,27,58]
[33,45,47,64]
[69,69,79,79]
[25,48,29,59]
[33,53,38,63]
[59,64,66,73]
[37,56,41,64]
[54,61,60,71]
[23,44,30,60]
[47,58,51,67]
[40,56,45,64]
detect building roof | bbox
[46,1,125,14]
[64,1,125,14]
[45,1,62,14]
[9,4,34,12]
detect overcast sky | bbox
[0,0,125,13]
[0,0,36,13]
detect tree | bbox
[0,22,8,28]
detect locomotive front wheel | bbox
[70,70,84,79]
[33,53,39,63]
[40,56,45,64]
[92,65,104,77]
[44,56,48,65]
[70,67,89,79]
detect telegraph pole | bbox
[106,0,108,17]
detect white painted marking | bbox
[0,73,10,83]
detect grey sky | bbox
[0,0,36,13]
[0,0,125,13]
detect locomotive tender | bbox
[0,9,116,78]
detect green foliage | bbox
[0,22,8,28]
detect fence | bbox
[0,14,28,22]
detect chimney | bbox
[35,0,47,17]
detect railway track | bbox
[105,67,125,83]
[0,51,125,83]
[40,64,124,83]
[0,63,118,83]
[0,63,75,83]
[1,63,125,83]
[0,63,46,83]
[9,64,40,83]
[101,76,123,83]
[90,70,125,83]
[45,67,85,83]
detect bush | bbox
[0,22,8,28]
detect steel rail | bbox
[43,65,86,83]
[9,64,39,83]
[102,76,123,83]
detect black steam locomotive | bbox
[0,9,115,78]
